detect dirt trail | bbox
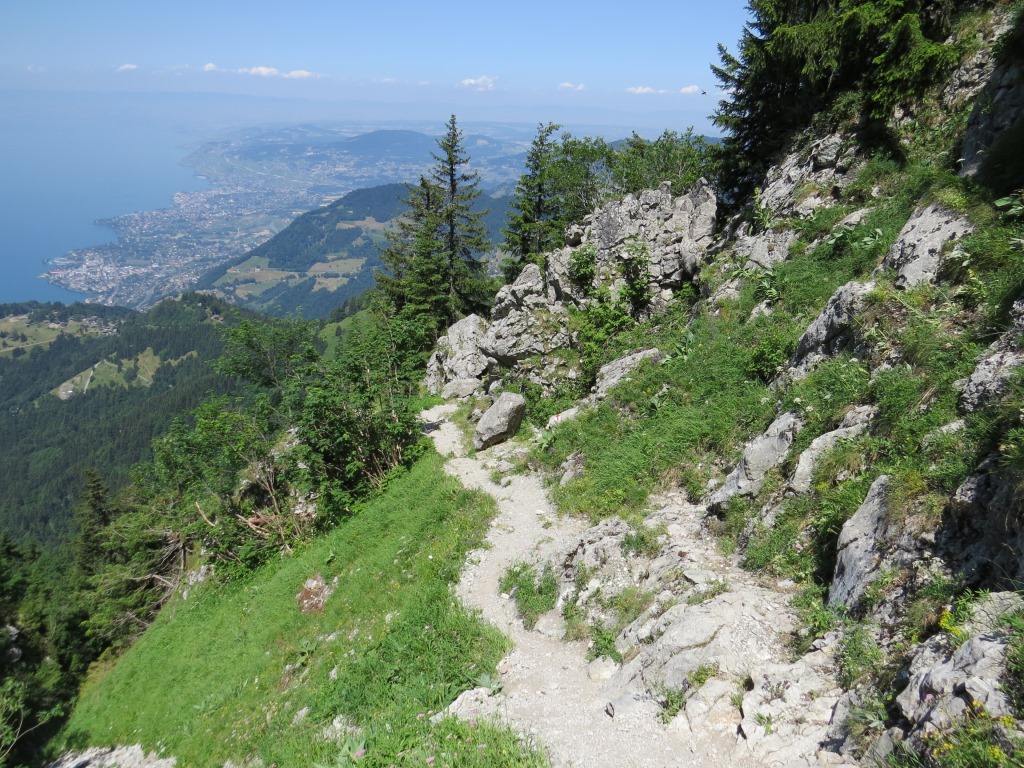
[421,404,769,768]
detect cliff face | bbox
[424,6,1024,764]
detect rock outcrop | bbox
[593,348,661,400]
[894,592,1024,745]
[877,203,974,289]
[706,412,804,512]
[426,181,716,397]
[547,180,717,314]
[424,314,493,395]
[958,297,1024,413]
[786,281,874,378]
[943,454,1024,586]
[481,264,574,365]
[759,132,859,218]
[789,405,876,494]
[950,9,1024,178]
[828,476,890,609]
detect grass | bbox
[60,452,547,768]
[500,562,558,630]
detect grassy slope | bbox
[63,453,546,768]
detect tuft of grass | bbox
[621,522,664,558]
[837,623,883,689]
[686,579,730,605]
[500,562,558,630]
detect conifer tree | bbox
[430,114,492,325]
[378,176,447,332]
[502,122,562,281]
[380,114,492,334]
[72,470,114,578]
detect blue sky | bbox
[2,1,751,132]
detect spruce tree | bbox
[430,114,492,326]
[502,122,562,281]
[378,176,447,333]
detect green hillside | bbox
[197,183,511,319]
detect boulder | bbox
[786,281,874,378]
[473,392,527,450]
[706,412,804,512]
[828,476,889,609]
[877,203,973,289]
[424,314,493,394]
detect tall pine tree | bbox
[431,114,492,326]
[380,114,492,335]
[502,122,562,281]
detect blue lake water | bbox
[0,92,210,305]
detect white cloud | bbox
[236,65,318,79]
[558,81,585,91]
[680,84,701,94]
[239,65,281,77]
[26,64,46,73]
[203,62,219,72]
[459,75,496,91]
[115,63,138,73]
[626,86,655,94]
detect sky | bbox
[1,0,751,133]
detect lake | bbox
[0,91,210,305]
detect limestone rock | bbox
[878,203,973,289]
[482,264,574,365]
[593,348,661,399]
[896,594,1023,742]
[441,377,483,399]
[546,180,716,313]
[473,392,527,450]
[958,298,1024,413]
[706,412,804,512]
[48,746,176,768]
[786,281,874,378]
[424,314,493,394]
[789,405,876,494]
[944,455,1024,585]
[828,476,889,609]
[546,406,582,430]
[759,132,858,218]
[733,228,797,271]
[951,9,1023,177]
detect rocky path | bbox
[422,404,846,767]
